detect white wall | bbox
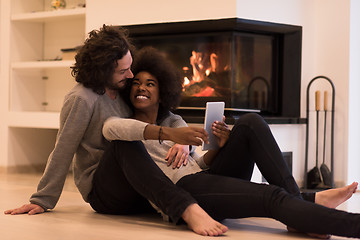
[85,0,357,186]
[86,0,238,32]
[347,0,360,184]
[0,1,10,170]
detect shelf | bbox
[8,111,60,129]
[11,8,86,22]
[12,60,75,69]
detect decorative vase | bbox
[51,0,66,10]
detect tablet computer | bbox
[202,102,225,150]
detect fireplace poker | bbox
[320,91,332,187]
[307,90,322,188]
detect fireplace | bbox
[123,18,302,124]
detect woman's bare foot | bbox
[182,203,228,236]
[315,182,358,208]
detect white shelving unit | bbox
[12,60,75,69]
[1,0,86,171]
[8,111,60,129]
[9,1,86,126]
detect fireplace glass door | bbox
[133,31,275,113]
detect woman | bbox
[103,47,360,238]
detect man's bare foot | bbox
[182,203,228,236]
[315,182,358,209]
[287,182,358,238]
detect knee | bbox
[246,112,264,122]
[234,113,266,129]
[264,184,289,207]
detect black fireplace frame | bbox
[123,18,304,124]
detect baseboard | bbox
[0,164,46,174]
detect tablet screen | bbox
[202,102,225,150]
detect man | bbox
[4,25,228,236]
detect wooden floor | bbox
[1,173,359,240]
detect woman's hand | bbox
[4,203,45,215]
[212,117,230,148]
[165,144,190,169]
[166,127,209,146]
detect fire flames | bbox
[182,51,228,97]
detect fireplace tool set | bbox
[304,76,335,190]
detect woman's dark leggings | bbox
[176,113,360,238]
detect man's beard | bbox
[105,79,128,93]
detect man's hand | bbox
[166,144,190,169]
[4,203,45,215]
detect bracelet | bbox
[158,126,163,144]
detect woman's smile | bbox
[135,94,150,100]
[130,71,160,112]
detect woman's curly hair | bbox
[126,47,183,122]
[71,25,134,95]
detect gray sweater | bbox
[103,113,208,184]
[29,84,147,210]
